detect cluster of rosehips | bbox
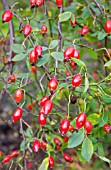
[2,150,18,163]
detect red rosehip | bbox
[39,96,49,106]
[34,45,42,56]
[56,145,61,150]
[27,104,33,111]
[76,113,86,130]
[41,24,47,34]
[44,100,53,115]
[38,113,46,126]
[36,0,44,7]
[105,20,111,34]
[60,119,70,135]
[40,107,45,114]
[31,66,37,73]
[29,49,38,64]
[64,46,74,60]
[12,108,22,123]
[49,156,54,168]
[69,124,74,133]
[63,136,69,143]
[103,124,111,133]
[8,74,16,83]
[27,162,33,168]
[63,153,73,163]
[84,120,93,134]
[73,49,80,59]
[23,24,32,36]
[92,72,99,80]
[30,0,36,7]
[32,140,41,152]
[41,141,47,150]
[2,10,12,23]
[14,89,24,104]
[72,74,82,87]
[81,26,89,36]
[56,0,63,8]
[70,61,76,69]
[48,77,58,91]
[66,71,71,77]
[54,138,62,146]
[11,150,19,157]
[70,15,76,27]
[2,155,12,163]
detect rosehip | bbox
[40,107,45,114]
[12,108,22,123]
[72,74,82,87]
[81,26,89,36]
[56,0,63,8]
[70,15,76,27]
[29,49,38,64]
[39,96,49,106]
[30,0,36,7]
[8,74,16,83]
[27,162,33,168]
[41,24,47,34]
[48,77,58,91]
[70,61,76,69]
[84,120,93,134]
[2,10,12,23]
[2,155,12,163]
[66,71,71,77]
[63,136,69,143]
[34,45,42,56]
[44,100,53,115]
[27,104,33,111]
[49,156,54,168]
[36,0,44,7]
[11,150,19,157]
[73,49,80,59]
[69,124,74,133]
[14,89,24,104]
[41,141,47,150]
[23,24,32,36]
[31,66,37,73]
[60,119,70,135]
[54,138,62,146]
[63,153,73,163]
[38,113,46,126]
[105,20,111,34]
[64,46,74,60]
[76,113,86,130]
[32,140,41,152]
[103,124,111,133]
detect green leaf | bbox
[86,49,98,59]
[39,158,49,170]
[37,54,49,67]
[51,52,64,61]
[88,113,100,125]
[81,137,94,162]
[59,82,68,88]
[12,44,25,53]
[12,53,27,61]
[59,12,71,22]
[72,58,86,68]
[98,31,107,40]
[42,46,48,51]
[25,128,33,138]
[98,112,108,127]
[60,142,68,151]
[104,60,111,67]
[68,128,85,148]
[49,40,58,49]
[102,95,111,104]
[84,74,89,93]
[98,143,105,157]
[77,151,86,163]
